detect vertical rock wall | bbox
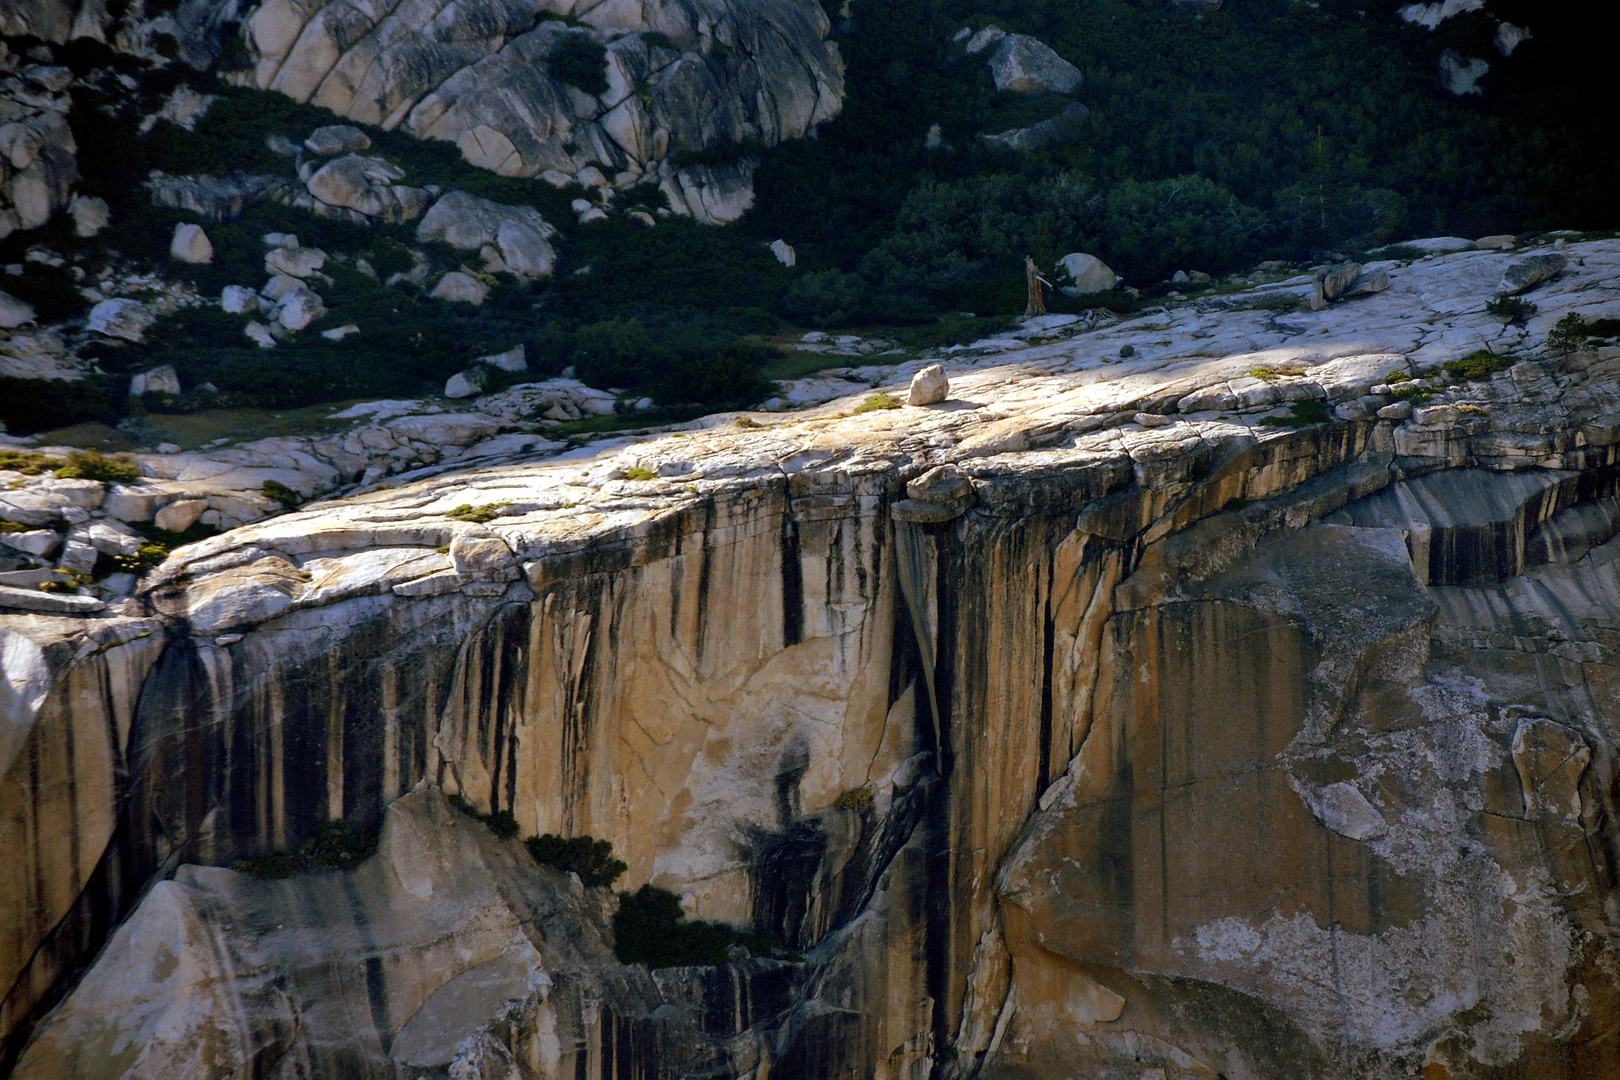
[6,422,1620,1077]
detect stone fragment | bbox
[1133,412,1173,428]
[0,529,58,557]
[1377,401,1413,420]
[169,222,213,264]
[245,322,276,348]
[0,584,105,614]
[260,273,303,301]
[154,499,206,533]
[0,289,33,328]
[908,364,948,406]
[129,365,181,396]
[59,539,97,573]
[68,194,108,237]
[445,368,489,399]
[1500,253,1566,296]
[275,288,326,332]
[988,34,1081,94]
[770,240,796,267]
[220,285,257,313]
[87,298,155,342]
[1317,262,1362,302]
[1311,782,1387,840]
[1476,234,1516,250]
[304,125,372,155]
[417,192,557,278]
[479,345,528,372]
[1057,252,1115,295]
[102,485,157,522]
[907,465,971,503]
[430,272,488,305]
[321,324,360,340]
[449,534,516,575]
[264,245,326,278]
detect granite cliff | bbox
[3,0,844,223]
[4,240,1620,1077]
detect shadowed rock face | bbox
[8,244,1620,1078]
[229,0,843,193]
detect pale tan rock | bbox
[907,363,948,405]
[168,222,213,264]
[154,499,206,534]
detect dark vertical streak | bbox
[782,509,804,647]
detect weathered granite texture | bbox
[6,240,1620,1078]
[229,0,842,200]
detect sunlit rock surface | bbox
[6,240,1620,1078]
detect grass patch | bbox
[854,391,902,413]
[832,786,874,812]
[1258,399,1332,427]
[613,884,791,968]
[1443,350,1513,382]
[54,450,139,483]
[526,834,628,887]
[446,502,509,523]
[0,450,61,475]
[1247,364,1307,382]
[262,479,301,508]
[233,819,377,878]
[38,569,93,594]
[623,467,658,481]
[759,350,851,382]
[1387,383,1432,404]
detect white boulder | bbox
[169,222,213,264]
[1057,253,1117,295]
[416,192,557,278]
[479,345,527,372]
[908,364,949,406]
[68,195,109,238]
[429,272,488,305]
[87,299,155,342]
[988,35,1081,94]
[770,240,797,267]
[444,369,488,399]
[129,365,181,396]
[304,125,372,156]
[220,285,257,314]
[265,246,327,278]
[0,289,34,329]
[275,288,326,332]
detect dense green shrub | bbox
[233,819,377,878]
[526,834,628,887]
[55,450,140,483]
[1444,350,1513,381]
[613,884,784,968]
[550,34,609,95]
[782,269,867,327]
[261,480,301,508]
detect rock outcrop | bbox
[0,47,78,241]
[226,0,844,197]
[6,239,1620,1078]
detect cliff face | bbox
[4,0,843,217]
[6,241,1620,1078]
